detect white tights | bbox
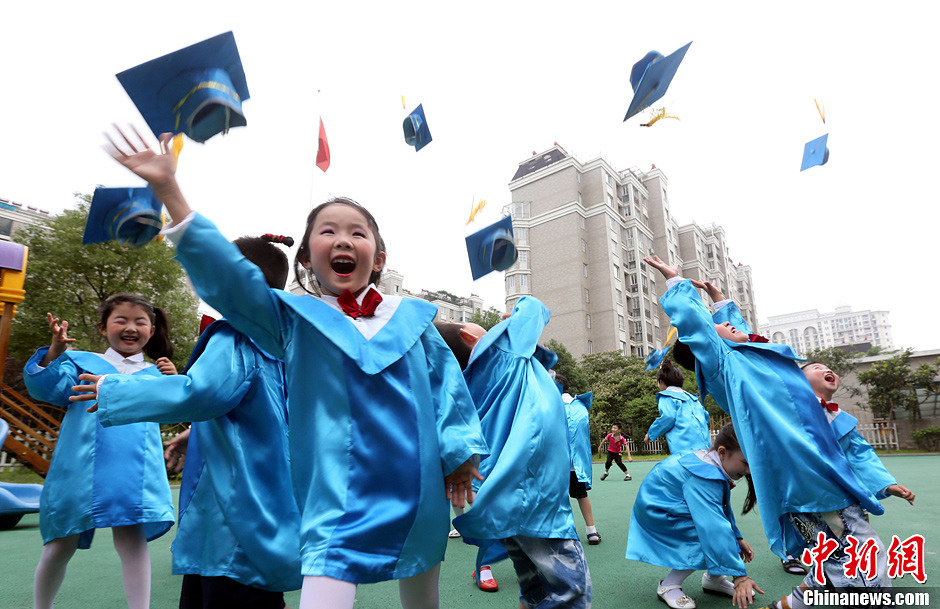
[299,563,441,609]
[33,525,151,609]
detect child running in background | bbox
[555,373,602,545]
[435,299,591,609]
[643,359,710,455]
[105,127,487,609]
[72,235,302,609]
[646,255,897,609]
[601,422,632,481]
[24,294,177,609]
[627,423,762,609]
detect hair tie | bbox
[262,233,295,247]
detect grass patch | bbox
[0,468,44,484]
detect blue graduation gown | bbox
[626,452,746,576]
[660,280,882,558]
[23,349,174,548]
[648,390,711,455]
[828,410,897,500]
[454,296,577,541]
[173,214,488,583]
[96,320,302,592]
[565,392,594,488]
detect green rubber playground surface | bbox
[1,456,936,608]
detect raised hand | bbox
[40,313,77,366]
[104,125,176,189]
[643,255,679,280]
[155,357,178,375]
[690,279,725,303]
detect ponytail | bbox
[144,306,173,361]
[657,358,685,387]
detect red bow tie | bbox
[820,399,839,412]
[337,288,383,318]
[748,333,769,343]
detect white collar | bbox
[102,348,145,364]
[698,449,733,484]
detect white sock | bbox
[787,590,808,609]
[300,576,357,609]
[585,525,597,535]
[111,526,151,609]
[399,563,440,609]
[662,569,694,602]
[704,571,734,591]
[33,536,79,609]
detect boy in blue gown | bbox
[438,297,592,609]
[646,255,895,609]
[557,374,601,545]
[74,237,302,608]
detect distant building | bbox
[288,267,484,324]
[762,306,894,357]
[505,145,757,359]
[0,196,52,240]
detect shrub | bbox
[911,426,940,452]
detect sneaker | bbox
[473,566,499,592]
[624,473,632,481]
[600,472,609,481]
[587,532,602,545]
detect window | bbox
[609,217,617,230]
[506,275,515,289]
[520,275,529,287]
[613,264,620,277]
[588,340,594,354]
[577,172,581,183]
[512,201,531,218]
[520,251,528,265]
[516,227,528,243]
[579,216,585,229]
[607,193,614,207]
[627,250,636,269]
[578,193,582,205]
[394,285,400,293]
[618,315,624,330]
[580,239,586,253]
[584,288,590,303]
[586,314,592,329]
[0,218,12,236]
[629,274,638,292]
[616,289,623,304]
[621,341,627,355]
[583,264,588,278]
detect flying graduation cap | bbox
[117,31,250,143]
[403,104,432,151]
[645,326,679,371]
[465,215,518,280]
[83,187,164,248]
[624,42,692,122]
[800,133,830,171]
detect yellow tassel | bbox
[401,95,406,110]
[815,98,826,124]
[466,197,487,224]
[171,133,184,169]
[641,107,680,127]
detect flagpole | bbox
[309,88,321,209]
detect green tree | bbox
[544,339,588,394]
[468,307,502,331]
[804,347,862,397]
[857,349,940,421]
[9,196,200,371]
[580,351,659,447]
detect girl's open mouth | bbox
[331,256,356,276]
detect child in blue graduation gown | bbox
[24,294,176,609]
[627,424,762,609]
[644,359,710,456]
[105,128,488,609]
[436,297,592,609]
[557,375,601,545]
[73,236,302,608]
[646,255,895,609]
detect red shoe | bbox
[472,565,499,592]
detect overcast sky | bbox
[2,2,938,351]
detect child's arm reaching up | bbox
[105,126,193,223]
[39,313,76,366]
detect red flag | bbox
[316,118,330,172]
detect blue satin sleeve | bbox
[647,399,678,441]
[505,296,551,356]
[712,301,752,335]
[839,430,896,499]
[682,477,747,576]
[175,214,289,359]
[423,327,489,475]
[23,347,81,406]
[97,330,254,426]
[660,281,728,390]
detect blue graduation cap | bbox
[116,31,250,143]
[624,41,693,122]
[645,346,671,371]
[465,215,517,280]
[403,104,432,151]
[800,133,830,171]
[83,187,164,248]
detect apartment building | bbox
[762,306,894,357]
